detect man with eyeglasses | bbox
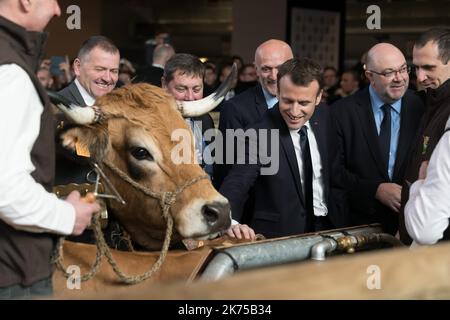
[400,28,450,245]
[331,43,425,235]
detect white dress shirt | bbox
[289,121,328,216]
[74,78,95,106]
[152,63,164,70]
[0,64,75,235]
[405,116,450,247]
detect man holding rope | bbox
[0,0,99,299]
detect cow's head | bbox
[50,67,236,249]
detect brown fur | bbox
[52,241,213,299]
[53,235,256,299]
[55,84,231,292]
[59,83,229,251]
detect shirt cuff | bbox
[52,198,76,235]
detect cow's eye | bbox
[130,147,153,161]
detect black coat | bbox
[399,79,450,243]
[219,103,341,238]
[214,84,269,188]
[331,87,425,234]
[218,84,268,134]
[135,65,164,87]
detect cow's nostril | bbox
[202,204,220,224]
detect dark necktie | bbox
[299,126,314,231]
[379,104,391,173]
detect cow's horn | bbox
[177,63,238,117]
[47,91,102,124]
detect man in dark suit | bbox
[56,36,120,185]
[215,39,293,212]
[331,43,425,235]
[135,43,174,87]
[59,36,120,107]
[220,58,340,238]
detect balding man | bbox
[331,43,425,235]
[215,39,293,189]
[136,43,175,87]
[220,58,337,237]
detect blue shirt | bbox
[262,86,278,109]
[369,85,402,180]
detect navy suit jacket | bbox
[219,103,343,238]
[331,87,425,234]
[218,84,269,132]
[214,84,269,188]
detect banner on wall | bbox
[290,8,341,69]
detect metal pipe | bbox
[200,224,383,281]
[310,238,337,261]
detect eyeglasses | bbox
[368,65,411,79]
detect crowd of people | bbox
[0,0,449,299]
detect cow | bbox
[49,67,238,297]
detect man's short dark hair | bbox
[415,28,450,64]
[277,58,324,93]
[77,36,119,61]
[163,53,205,83]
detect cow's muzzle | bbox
[202,201,231,232]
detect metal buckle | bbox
[53,183,109,229]
[91,162,126,205]
[53,162,125,229]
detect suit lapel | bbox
[68,81,87,106]
[269,106,304,204]
[393,92,414,179]
[354,88,389,179]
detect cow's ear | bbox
[60,125,110,162]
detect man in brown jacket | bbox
[399,28,450,244]
[0,0,99,299]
